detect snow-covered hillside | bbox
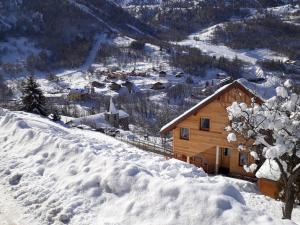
[176,21,288,79]
[178,23,288,64]
[0,108,298,225]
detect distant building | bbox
[105,98,129,130]
[159,71,167,77]
[151,82,165,90]
[67,98,129,131]
[284,60,300,72]
[175,72,184,78]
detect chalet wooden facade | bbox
[160,81,263,177]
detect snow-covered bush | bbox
[226,80,300,219]
[49,110,61,122]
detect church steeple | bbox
[109,97,118,114]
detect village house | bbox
[160,80,279,198]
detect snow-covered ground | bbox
[178,24,288,65]
[176,22,288,79]
[0,184,40,225]
[1,29,287,106]
[212,176,300,224]
[31,35,217,99]
[267,4,299,18]
[0,108,299,225]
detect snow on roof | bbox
[44,93,65,98]
[118,109,129,119]
[71,113,111,129]
[237,78,277,100]
[160,79,263,134]
[256,159,281,181]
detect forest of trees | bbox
[125,0,292,40]
[170,46,244,78]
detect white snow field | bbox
[177,22,288,79]
[179,28,288,65]
[0,108,298,225]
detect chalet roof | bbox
[160,80,263,135]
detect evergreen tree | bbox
[0,74,12,101]
[0,74,6,101]
[21,75,47,116]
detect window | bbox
[180,128,189,140]
[200,118,210,131]
[223,148,230,156]
[239,152,248,166]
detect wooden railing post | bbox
[215,146,220,174]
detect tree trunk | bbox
[282,179,295,220]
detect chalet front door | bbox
[220,148,230,174]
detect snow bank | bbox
[0,109,295,225]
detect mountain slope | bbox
[1,0,155,38]
[0,0,155,71]
[112,0,294,7]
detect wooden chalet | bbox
[160,80,263,177]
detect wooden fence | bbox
[115,135,173,157]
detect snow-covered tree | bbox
[226,80,300,219]
[21,75,47,116]
[49,110,61,122]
